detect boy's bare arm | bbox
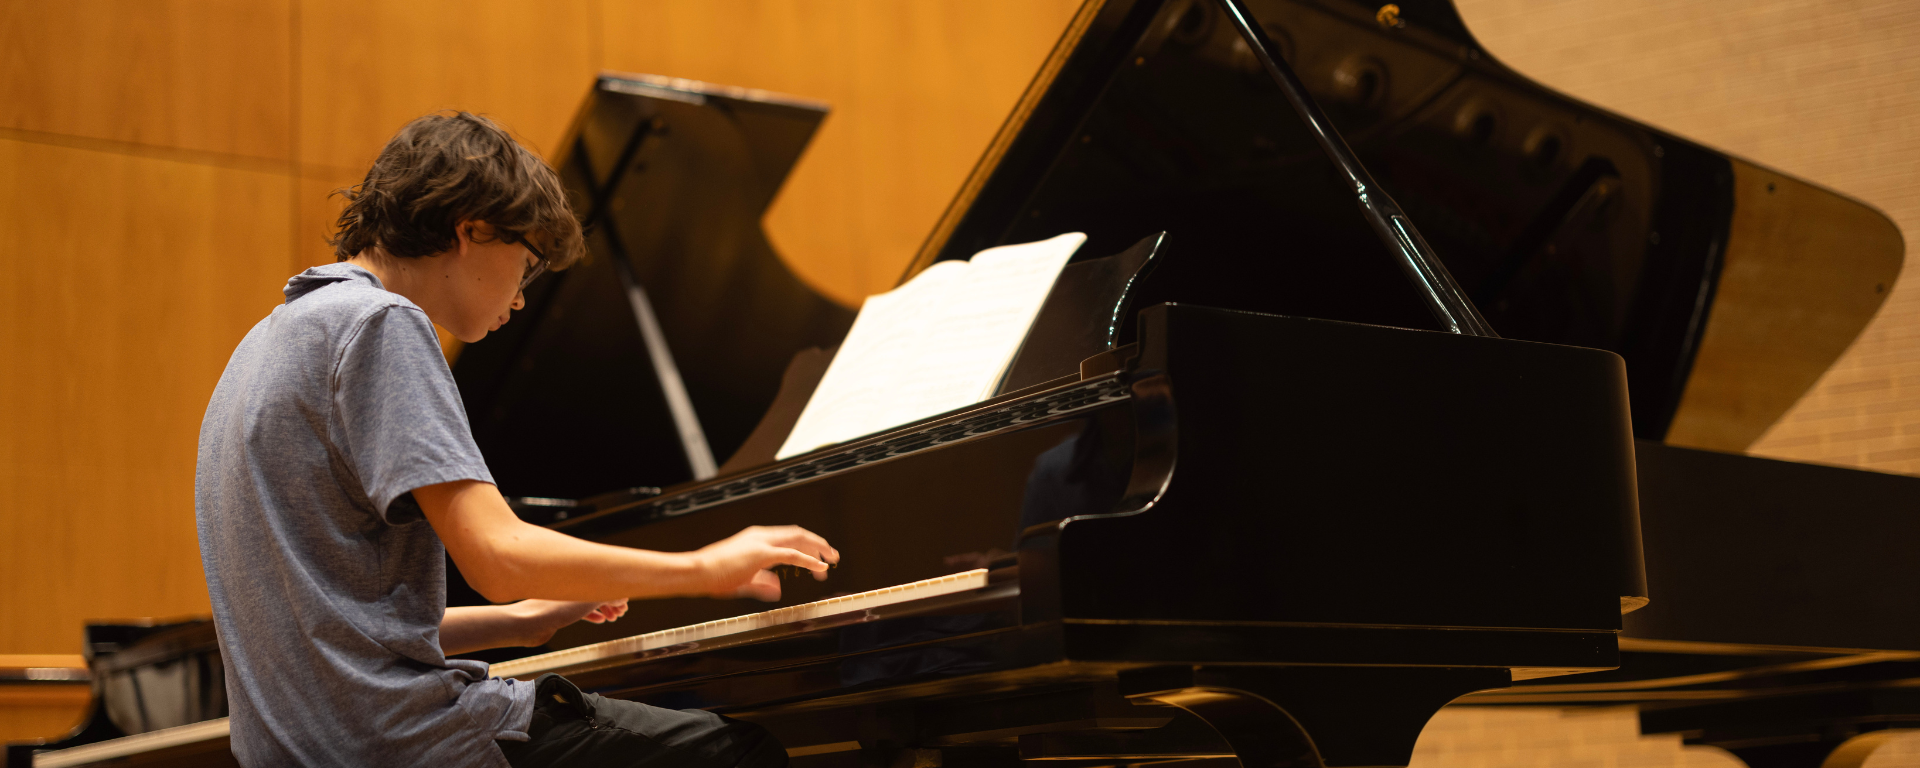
[439,600,628,656]
[415,479,839,605]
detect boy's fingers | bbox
[766,527,835,562]
[770,548,829,572]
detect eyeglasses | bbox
[512,235,550,292]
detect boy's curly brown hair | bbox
[329,111,584,269]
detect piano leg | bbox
[1117,666,1513,768]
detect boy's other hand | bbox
[695,525,840,602]
[571,599,630,624]
[519,599,629,644]
[443,599,633,654]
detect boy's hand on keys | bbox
[507,599,631,648]
[576,599,629,624]
[694,526,840,601]
[770,561,838,580]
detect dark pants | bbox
[498,674,788,768]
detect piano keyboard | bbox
[490,569,991,678]
[26,569,994,767]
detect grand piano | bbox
[461,0,1908,765]
[11,0,1909,766]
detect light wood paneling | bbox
[0,0,292,161]
[296,169,359,271]
[0,139,290,655]
[1451,0,1920,473]
[297,0,601,173]
[600,0,1086,306]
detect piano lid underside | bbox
[927,0,1731,439]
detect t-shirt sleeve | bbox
[333,305,495,524]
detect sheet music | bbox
[777,233,1086,459]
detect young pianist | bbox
[195,111,838,767]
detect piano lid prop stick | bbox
[1209,0,1500,338]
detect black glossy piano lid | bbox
[913,0,1733,440]
[457,0,1748,499]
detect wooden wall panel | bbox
[1450,0,1920,473]
[0,139,291,654]
[295,169,360,270]
[600,0,1086,307]
[297,0,601,174]
[0,0,291,161]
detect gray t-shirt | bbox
[196,263,533,767]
